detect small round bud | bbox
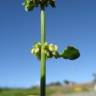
[49,44,54,51]
[49,44,58,52]
[31,48,34,54]
[34,42,41,48]
[52,51,56,56]
[34,48,40,54]
[54,45,58,51]
[46,52,50,57]
[25,7,29,11]
[43,42,49,50]
[44,42,48,46]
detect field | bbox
[50,91,96,96]
[0,82,96,96]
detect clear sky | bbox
[0,0,96,88]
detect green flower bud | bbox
[34,47,40,54]
[52,51,56,56]
[46,51,50,57]
[34,42,41,48]
[30,42,41,60]
[23,0,35,11]
[54,45,58,51]
[49,44,58,52]
[31,48,35,54]
[43,42,49,50]
[52,51,60,59]
[44,50,47,54]
[35,53,41,60]
[44,42,48,46]
[46,51,53,58]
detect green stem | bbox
[40,9,46,96]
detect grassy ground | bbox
[0,84,94,96]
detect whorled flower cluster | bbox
[31,42,80,60]
[31,42,59,60]
[23,0,55,11]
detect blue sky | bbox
[0,0,96,88]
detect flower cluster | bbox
[31,42,80,60]
[31,42,59,60]
[23,0,55,11]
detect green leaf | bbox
[49,0,56,8]
[61,46,80,60]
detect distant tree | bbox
[48,81,61,86]
[54,82,62,86]
[64,80,70,85]
[0,88,3,93]
[93,73,96,83]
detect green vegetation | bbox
[0,83,92,96]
